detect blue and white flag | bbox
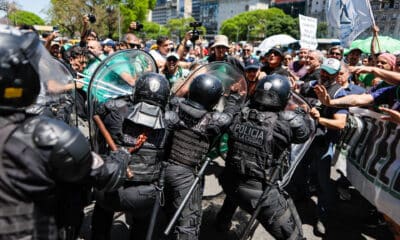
[326,0,374,48]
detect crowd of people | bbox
[1,17,400,240]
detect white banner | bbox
[326,0,374,48]
[334,107,400,225]
[299,14,318,50]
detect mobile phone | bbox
[53,26,59,33]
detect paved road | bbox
[78,157,393,240]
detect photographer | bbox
[80,14,97,48]
[128,21,144,33]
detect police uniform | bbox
[91,73,170,240]
[219,74,312,240]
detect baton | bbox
[146,161,167,240]
[93,114,118,151]
[164,156,213,236]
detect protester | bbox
[261,47,288,76]
[282,52,293,69]
[288,47,309,78]
[327,45,344,61]
[149,35,171,70]
[300,50,323,82]
[336,63,366,95]
[162,52,190,89]
[293,58,348,236]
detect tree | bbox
[48,0,156,39]
[317,22,328,38]
[220,8,299,43]
[8,10,45,26]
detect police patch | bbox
[231,123,264,147]
[149,79,160,92]
[263,82,272,90]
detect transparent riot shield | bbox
[171,61,247,103]
[87,49,158,151]
[26,47,74,116]
[279,92,316,188]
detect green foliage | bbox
[166,17,206,42]
[317,22,328,38]
[8,10,45,26]
[220,8,299,43]
[48,0,156,39]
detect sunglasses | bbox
[330,52,342,56]
[128,43,141,49]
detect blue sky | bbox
[16,0,51,20]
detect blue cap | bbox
[244,57,261,70]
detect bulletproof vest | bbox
[167,102,212,167]
[122,120,167,183]
[226,108,278,179]
[0,115,34,238]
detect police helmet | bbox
[0,26,40,111]
[251,74,291,111]
[187,73,224,110]
[133,72,170,109]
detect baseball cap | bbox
[266,47,283,57]
[244,57,261,70]
[321,58,341,75]
[101,38,115,48]
[166,52,180,61]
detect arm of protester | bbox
[177,31,192,60]
[120,72,137,86]
[314,84,374,108]
[351,66,400,85]
[45,32,57,51]
[310,107,347,130]
[370,25,379,65]
[379,106,400,124]
[80,16,90,44]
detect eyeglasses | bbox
[215,46,228,50]
[284,57,292,60]
[167,58,178,62]
[128,43,141,49]
[243,49,251,52]
[330,52,342,56]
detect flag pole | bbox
[365,0,381,52]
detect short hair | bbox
[328,45,344,55]
[309,50,324,64]
[156,36,169,46]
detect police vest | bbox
[122,124,167,183]
[226,109,278,180]
[0,116,34,239]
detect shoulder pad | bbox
[279,111,305,128]
[210,112,232,127]
[165,111,180,127]
[105,99,128,110]
[32,117,77,147]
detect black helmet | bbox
[133,72,170,109]
[0,26,40,111]
[251,74,291,111]
[187,73,224,110]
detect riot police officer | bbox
[0,25,130,240]
[91,72,171,240]
[163,73,231,240]
[218,74,313,240]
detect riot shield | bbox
[87,49,158,151]
[171,61,247,103]
[279,92,316,188]
[26,46,74,116]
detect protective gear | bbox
[0,25,72,112]
[133,72,170,109]
[29,117,92,182]
[125,102,165,130]
[251,74,291,111]
[0,114,34,239]
[0,27,40,110]
[187,73,224,110]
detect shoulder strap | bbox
[327,83,343,99]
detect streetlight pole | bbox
[235,26,240,43]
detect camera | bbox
[135,21,144,31]
[189,22,202,28]
[189,22,202,43]
[87,14,96,24]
